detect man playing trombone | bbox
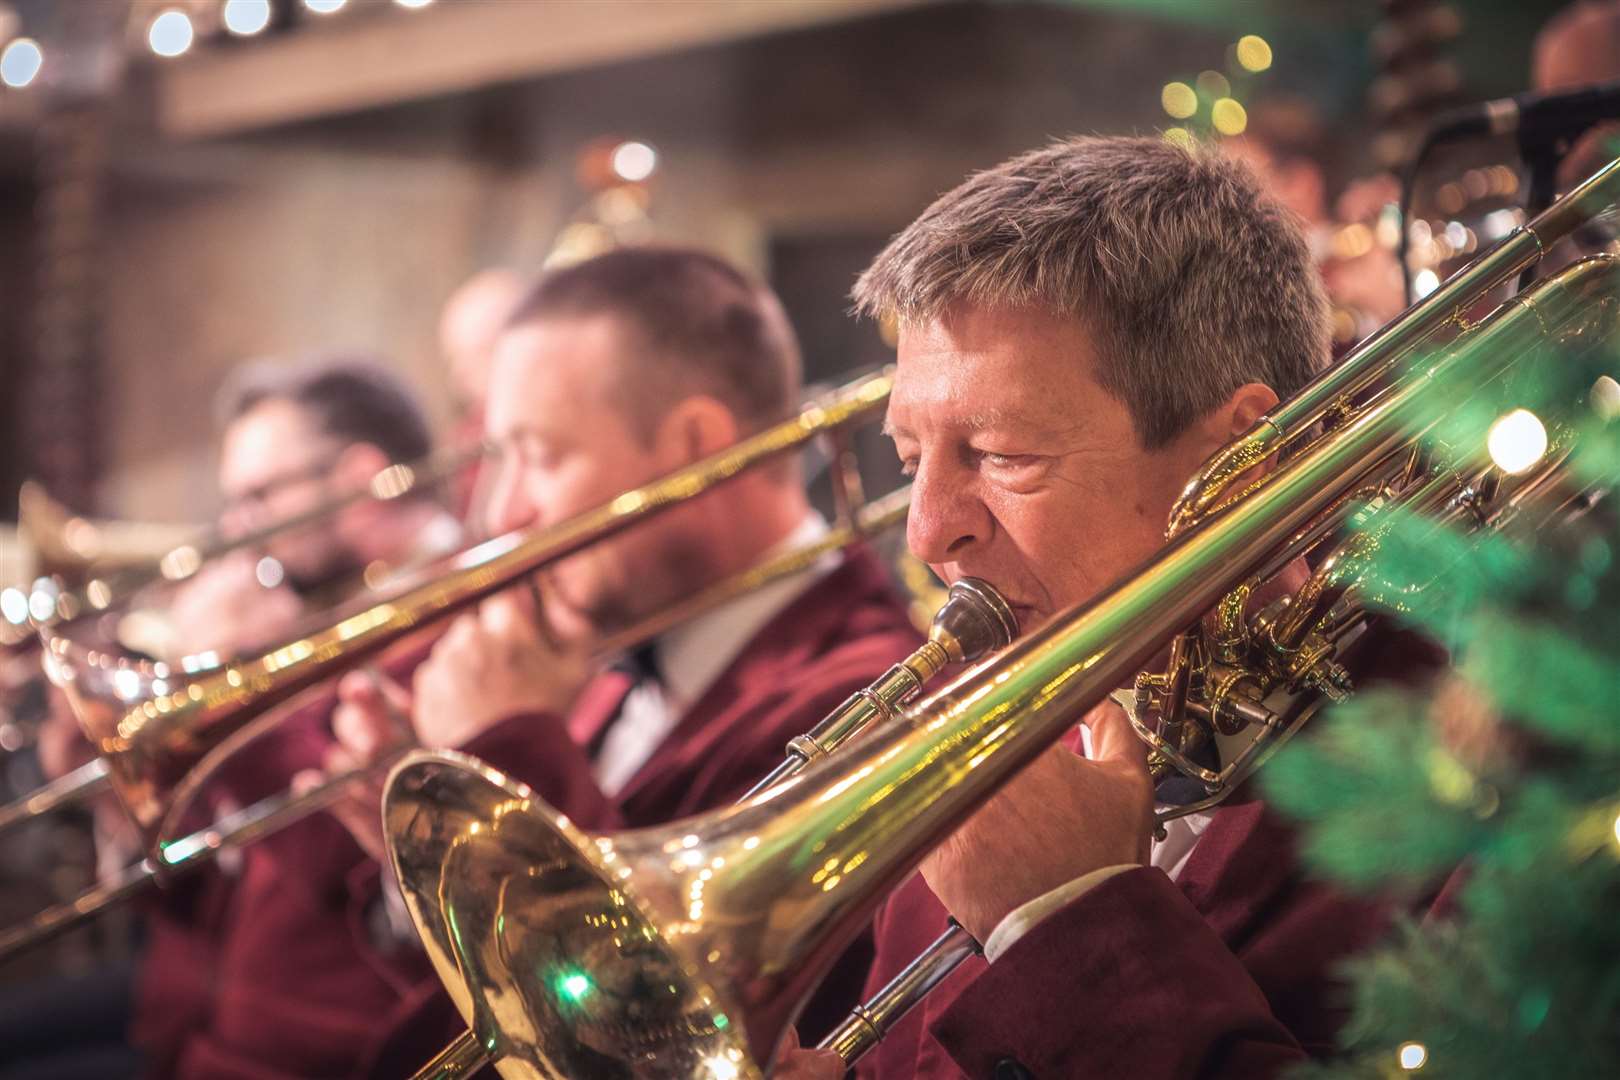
[777,135,1443,1078]
[304,248,922,1074]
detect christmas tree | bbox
[1261,316,1620,1078]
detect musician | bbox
[163,356,463,660]
[776,135,1442,1079]
[437,269,526,516]
[104,357,459,1079]
[233,248,921,1075]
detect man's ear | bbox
[1220,382,1280,440]
[652,395,741,468]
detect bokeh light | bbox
[0,37,43,89]
[1161,81,1197,119]
[1398,1041,1428,1071]
[1195,69,1230,100]
[1235,34,1272,72]
[1487,408,1549,476]
[148,10,195,58]
[394,0,435,8]
[1211,97,1247,136]
[223,0,272,36]
[610,140,658,183]
[1413,268,1440,298]
[1162,127,1195,150]
[304,0,347,12]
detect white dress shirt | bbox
[593,514,836,796]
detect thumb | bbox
[1084,699,1147,771]
[363,666,416,724]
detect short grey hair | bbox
[853,135,1330,448]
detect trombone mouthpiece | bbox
[928,578,1018,665]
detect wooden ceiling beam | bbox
[155,0,930,140]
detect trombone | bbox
[0,369,897,963]
[1,440,488,658]
[380,160,1620,1079]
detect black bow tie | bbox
[610,642,663,687]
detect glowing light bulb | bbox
[223,0,272,36]
[1487,408,1549,475]
[1161,81,1197,119]
[148,10,195,58]
[610,140,658,182]
[1398,1041,1428,1070]
[0,37,43,89]
[1211,97,1248,136]
[1236,34,1272,72]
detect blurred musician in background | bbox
[437,269,528,517]
[1225,97,1406,353]
[775,136,1444,1079]
[162,357,463,660]
[17,356,460,1080]
[1534,1,1620,197]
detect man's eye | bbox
[980,451,1033,469]
[898,458,919,478]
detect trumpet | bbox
[380,160,1620,1079]
[0,369,895,964]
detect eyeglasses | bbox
[221,452,342,516]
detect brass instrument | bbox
[0,370,896,964]
[1,441,487,657]
[380,161,1620,1079]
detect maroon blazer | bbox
[133,642,438,1080]
[358,546,922,1076]
[854,628,1447,1080]
[133,547,916,1079]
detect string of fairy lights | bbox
[0,0,444,88]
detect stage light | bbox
[1235,34,1272,73]
[304,0,347,12]
[1211,97,1247,136]
[1161,82,1196,120]
[1412,268,1440,298]
[1487,408,1548,476]
[223,0,272,36]
[148,9,195,58]
[1162,127,1195,150]
[610,140,657,183]
[394,0,435,8]
[0,37,42,89]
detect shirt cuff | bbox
[982,863,1139,963]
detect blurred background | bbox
[0,0,1573,530]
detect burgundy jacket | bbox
[854,628,1446,1080]
[138,547,919,1079]
[132,642,438,1080]
[360,546,922,1075]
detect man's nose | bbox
[906,461,989,567]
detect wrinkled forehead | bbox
[885,308,1104,437]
